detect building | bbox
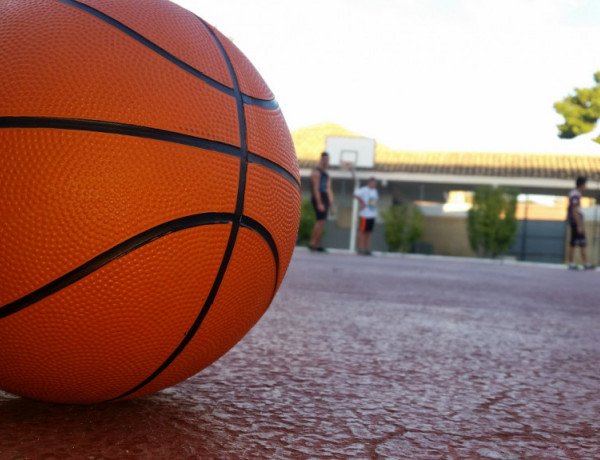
[293,123,600,265]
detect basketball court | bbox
[1,249,598,459]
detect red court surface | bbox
[1,249,599,459]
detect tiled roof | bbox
[293,123,600,181]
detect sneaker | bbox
[584,264,595,270]
[568,263,579,270]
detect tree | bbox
[297,198,316,245]
[381,203,425,253]
[554,71,600,144]
[467,186,518,258]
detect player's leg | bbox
[309,219,325,249]
[363,219,374,255]
[357,218,367,254]
[567,225,577,269]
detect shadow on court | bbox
[1,249,599,459]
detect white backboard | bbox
[325,136,375,168]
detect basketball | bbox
[0,0,300,404]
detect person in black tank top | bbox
[567,176,593,270]
[309,152,334,252]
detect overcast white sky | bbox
[173,0,600,155]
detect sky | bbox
[173,0,600,155]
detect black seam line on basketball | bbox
[240,215,279,283]
[107,223,241,402]
[248,154,300,189]
[202,18,249,218]
[242,94,279,109]
[108,215,280,403]
[56,0,278,110]
[0,116,300,188]
[109,18,253,402]
[0,213,235,320]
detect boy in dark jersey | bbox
[309,152,334,252]
[567,176,593,270]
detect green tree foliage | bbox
[554,71,600,144]
[382,203,425,253]
[467,186,518,258]
[297,198,316,245]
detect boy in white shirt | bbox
[354,177,379,255]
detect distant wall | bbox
[507,220,566,263]
[306,215,599,266]
[300,177,600,265]
[420,216,475,257]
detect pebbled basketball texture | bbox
[0,0,300,404]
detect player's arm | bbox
[327,176,335,215]
[354,189,366,209]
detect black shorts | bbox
[312,192,329,221]
[570,223,586,247]
[359,217,375,233]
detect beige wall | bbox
[421,216,476,258]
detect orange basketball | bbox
[0,0,300,404]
